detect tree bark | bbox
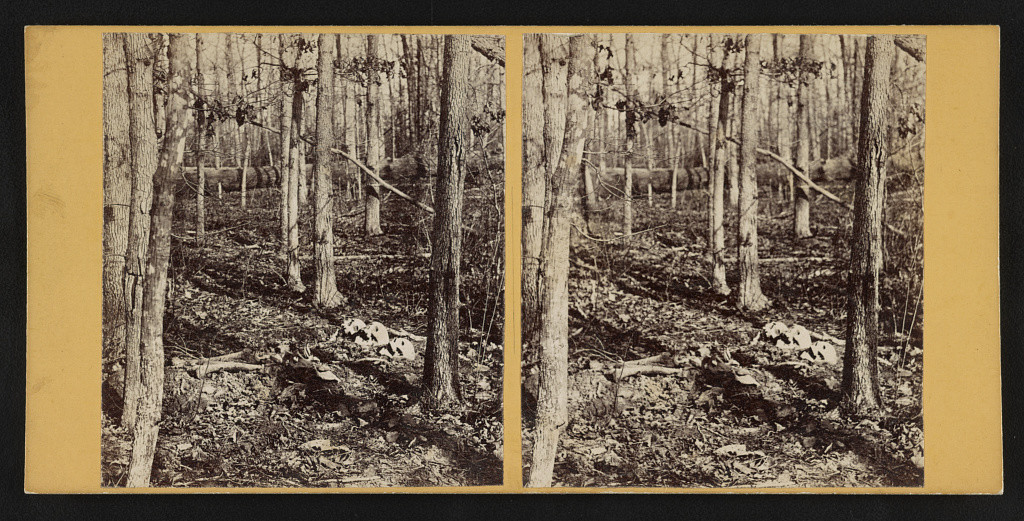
[423,35,472,411]
[775,34,794,202]
[894,35,926,63]
[540,33,568,272]
[794,35,814,238]
[521,34,545,353]
[312,34,344,308]
[726,43,740,210]
[121,33,159,429]
[841,35,895,416]
[287,66,306,293]
[240,44,249,209]
[662,34,678,209]
[690,34,703,190]
[226,34,240,168]
[580,35,601,219]
[125,32,191,487]
[401,35,419,145]
[528,34,590,489]
[102,34,131,365]
[822,36,833,161]
[195,33,207,246]
[278,35,292,256]
[622,34,637,236]
[737,34,770,311]
[152,34,167,143]
[364,35,385,236]
[708,37,731,295]
[470,35,505,66]
[707,34,720,175]
[297,38,310,209]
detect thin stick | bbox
[573,223,670,243]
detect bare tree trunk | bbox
[580,35,602,218]
[726,43,741,210]
[769,34,781,197]
[311,34,343,308]
[662,34,678,209]
[121,33,159,430]
[287,71,306,293]
[260,35,276,170]
[794,35,814,238]
[851,37,863,145]
[690,34,702,191]
[226,34,240,168]
[125,33,191,487]
[152,34,167,143]
[540,34,568,257]
[278,35,293,256]
[521,34,545,353]
[387,54,398,158]
[737,34,770,311]
[423,35,471,411]
[841,35,894,416]
[528,34,590,489]
[774,34,794,202]
[297,37,310,210]
[102,34,131,365]
[822,36,833,161]
[597,35,608,185]
[240,135,250,208]
[623,34,637,235]
[640,121,655,207]
[401,35,419,145]
[195,33,207,246]
[708,37,731,295]
[364,35,384,236]
[707,34,720,175]
[335,34,350,198]
[237,34,248,209]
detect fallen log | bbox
[204,349,251,363]
[180,165,283,192]
[333,253,430,260]
[755,148,907,237]
[610,364,684,381]
[665,117,908,237]
[619,352,673,367]
[189,361,263,378]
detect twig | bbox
[573,223,669,243]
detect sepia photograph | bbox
[521,32,925,488]
[99,31,506,487]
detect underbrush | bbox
[523,172,923,488]
[103,164,505,488]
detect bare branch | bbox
[894,35,926,62]
[471,35,505,67]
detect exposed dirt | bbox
[523,173,924,488]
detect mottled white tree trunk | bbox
[125,33,191,487]
[528,34,590,489]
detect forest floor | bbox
[523,174,924,488]
[102,179,505,488]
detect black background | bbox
[3,1,1020,519]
